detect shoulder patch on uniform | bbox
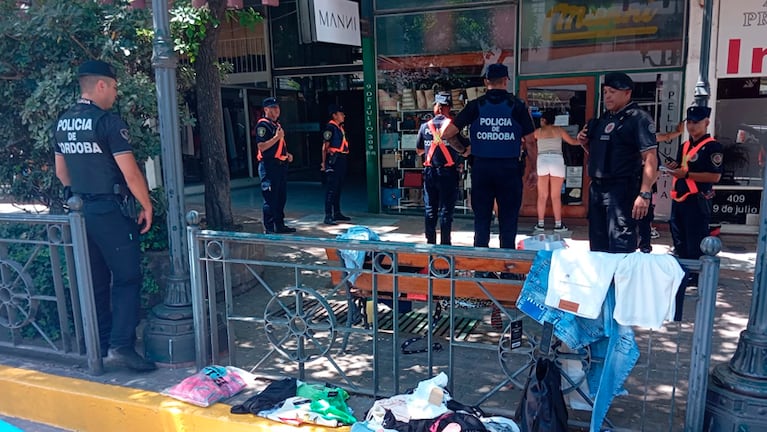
[120,128,130,142]
[711,152,723,167]
[323,130,333,141]
[257,126,267,138]
[647,123,656,134]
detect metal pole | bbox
[143,0,197,365]
[693,0,713,108]
[703,0,767,424]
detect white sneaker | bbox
[553,224,569,233]
[650,227,660,239]
[533,224,545,232]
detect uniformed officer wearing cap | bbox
[442,64,537,249]
[256,97,295,233]
[577,72,658,253]
[416,92,470,245]
[665,106,723,262]
[54,60,155,371]
[321,104,352,225]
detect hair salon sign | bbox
[717,0,767,77]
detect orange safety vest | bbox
[425,119,455,167]
[326,120,349,154]
[256,118,287,162]
[671,136,715,202]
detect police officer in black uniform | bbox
[54,60,155,371]
[416,92,468,245]
[256,97,295,234]
[442,64,536,249]
[577,72,658,253]
[666,106,723,261]
[321,104,352,225]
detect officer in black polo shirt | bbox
[255,97,295,233]
[416,92,468,245]
[54,60,155,371]
[577,72,658,253]
[442,64,537,249]
[666,106,723,261]
[321,104,352,225]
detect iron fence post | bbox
[186,211,208,370]
[66,197,103,375]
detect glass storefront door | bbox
[518,77,596,218]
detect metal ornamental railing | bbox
[186,213,720,431]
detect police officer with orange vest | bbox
[322,104,352,225]
[666,106,723,261]
[416,92,468,245]
[442,64,537,249]
[256,97,295,233]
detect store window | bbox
[715,77,767,186]
[375,5,517,212]
[519,0,686,75]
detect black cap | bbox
[603,72,634,91]
[263,97,279,108]
[484,64,509,80]
[328,104,344,115]
[685,106,711,121]
[433,91,452,107]
[78,60,117,80]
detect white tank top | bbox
[537,136,562,154]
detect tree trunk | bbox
[194,0,234,229]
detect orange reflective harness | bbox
[425,119,455,167]
[326,120,349,154]
[671,136,715,202]
[256,118,287,162]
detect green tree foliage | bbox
[0,0,160,212]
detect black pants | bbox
[588,178,639,253]
[471,158,523,249]
[670,195,712,259]
[259,161,289,231]
[423,166,459,245]
[637,202,655,253]
[83,199,142,355]
[324,154,347,217]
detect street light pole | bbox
[142,0,197,365]
[703,0,767,427]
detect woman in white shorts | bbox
[534,110,579,232]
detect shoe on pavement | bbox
[333,214,351,221]
[105,346,157,372]
[650,227,660,239]
[532,224,545,232]
[323,217,337,225]
[553,224,569,233]
[275,225,297,233]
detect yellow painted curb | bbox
[0,366,351,432]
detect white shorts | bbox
[537,154,565,178]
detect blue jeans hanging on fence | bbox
[516,250,640,431]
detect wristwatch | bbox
[638,191,652,200]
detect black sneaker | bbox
[323,217,337,225]
[275,225,297,233]
[333,214,351,221]
[105,346,157,372]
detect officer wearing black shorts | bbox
[256,97,295,233]
[577,72,658,253]
[321,104,352,225]
[416,92,469,245]
[54,60,155,371]
[442,64,536,249]
[666,106,723,261]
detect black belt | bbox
[79,193,119,202]
[591,177,630,185]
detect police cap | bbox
[433,91,452,107]
[328,104,344,115]
[685,105,711,121]
[484,64,509,80]
[263,97,279,108]
[78,60,117,80]
[603,72,633,91]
